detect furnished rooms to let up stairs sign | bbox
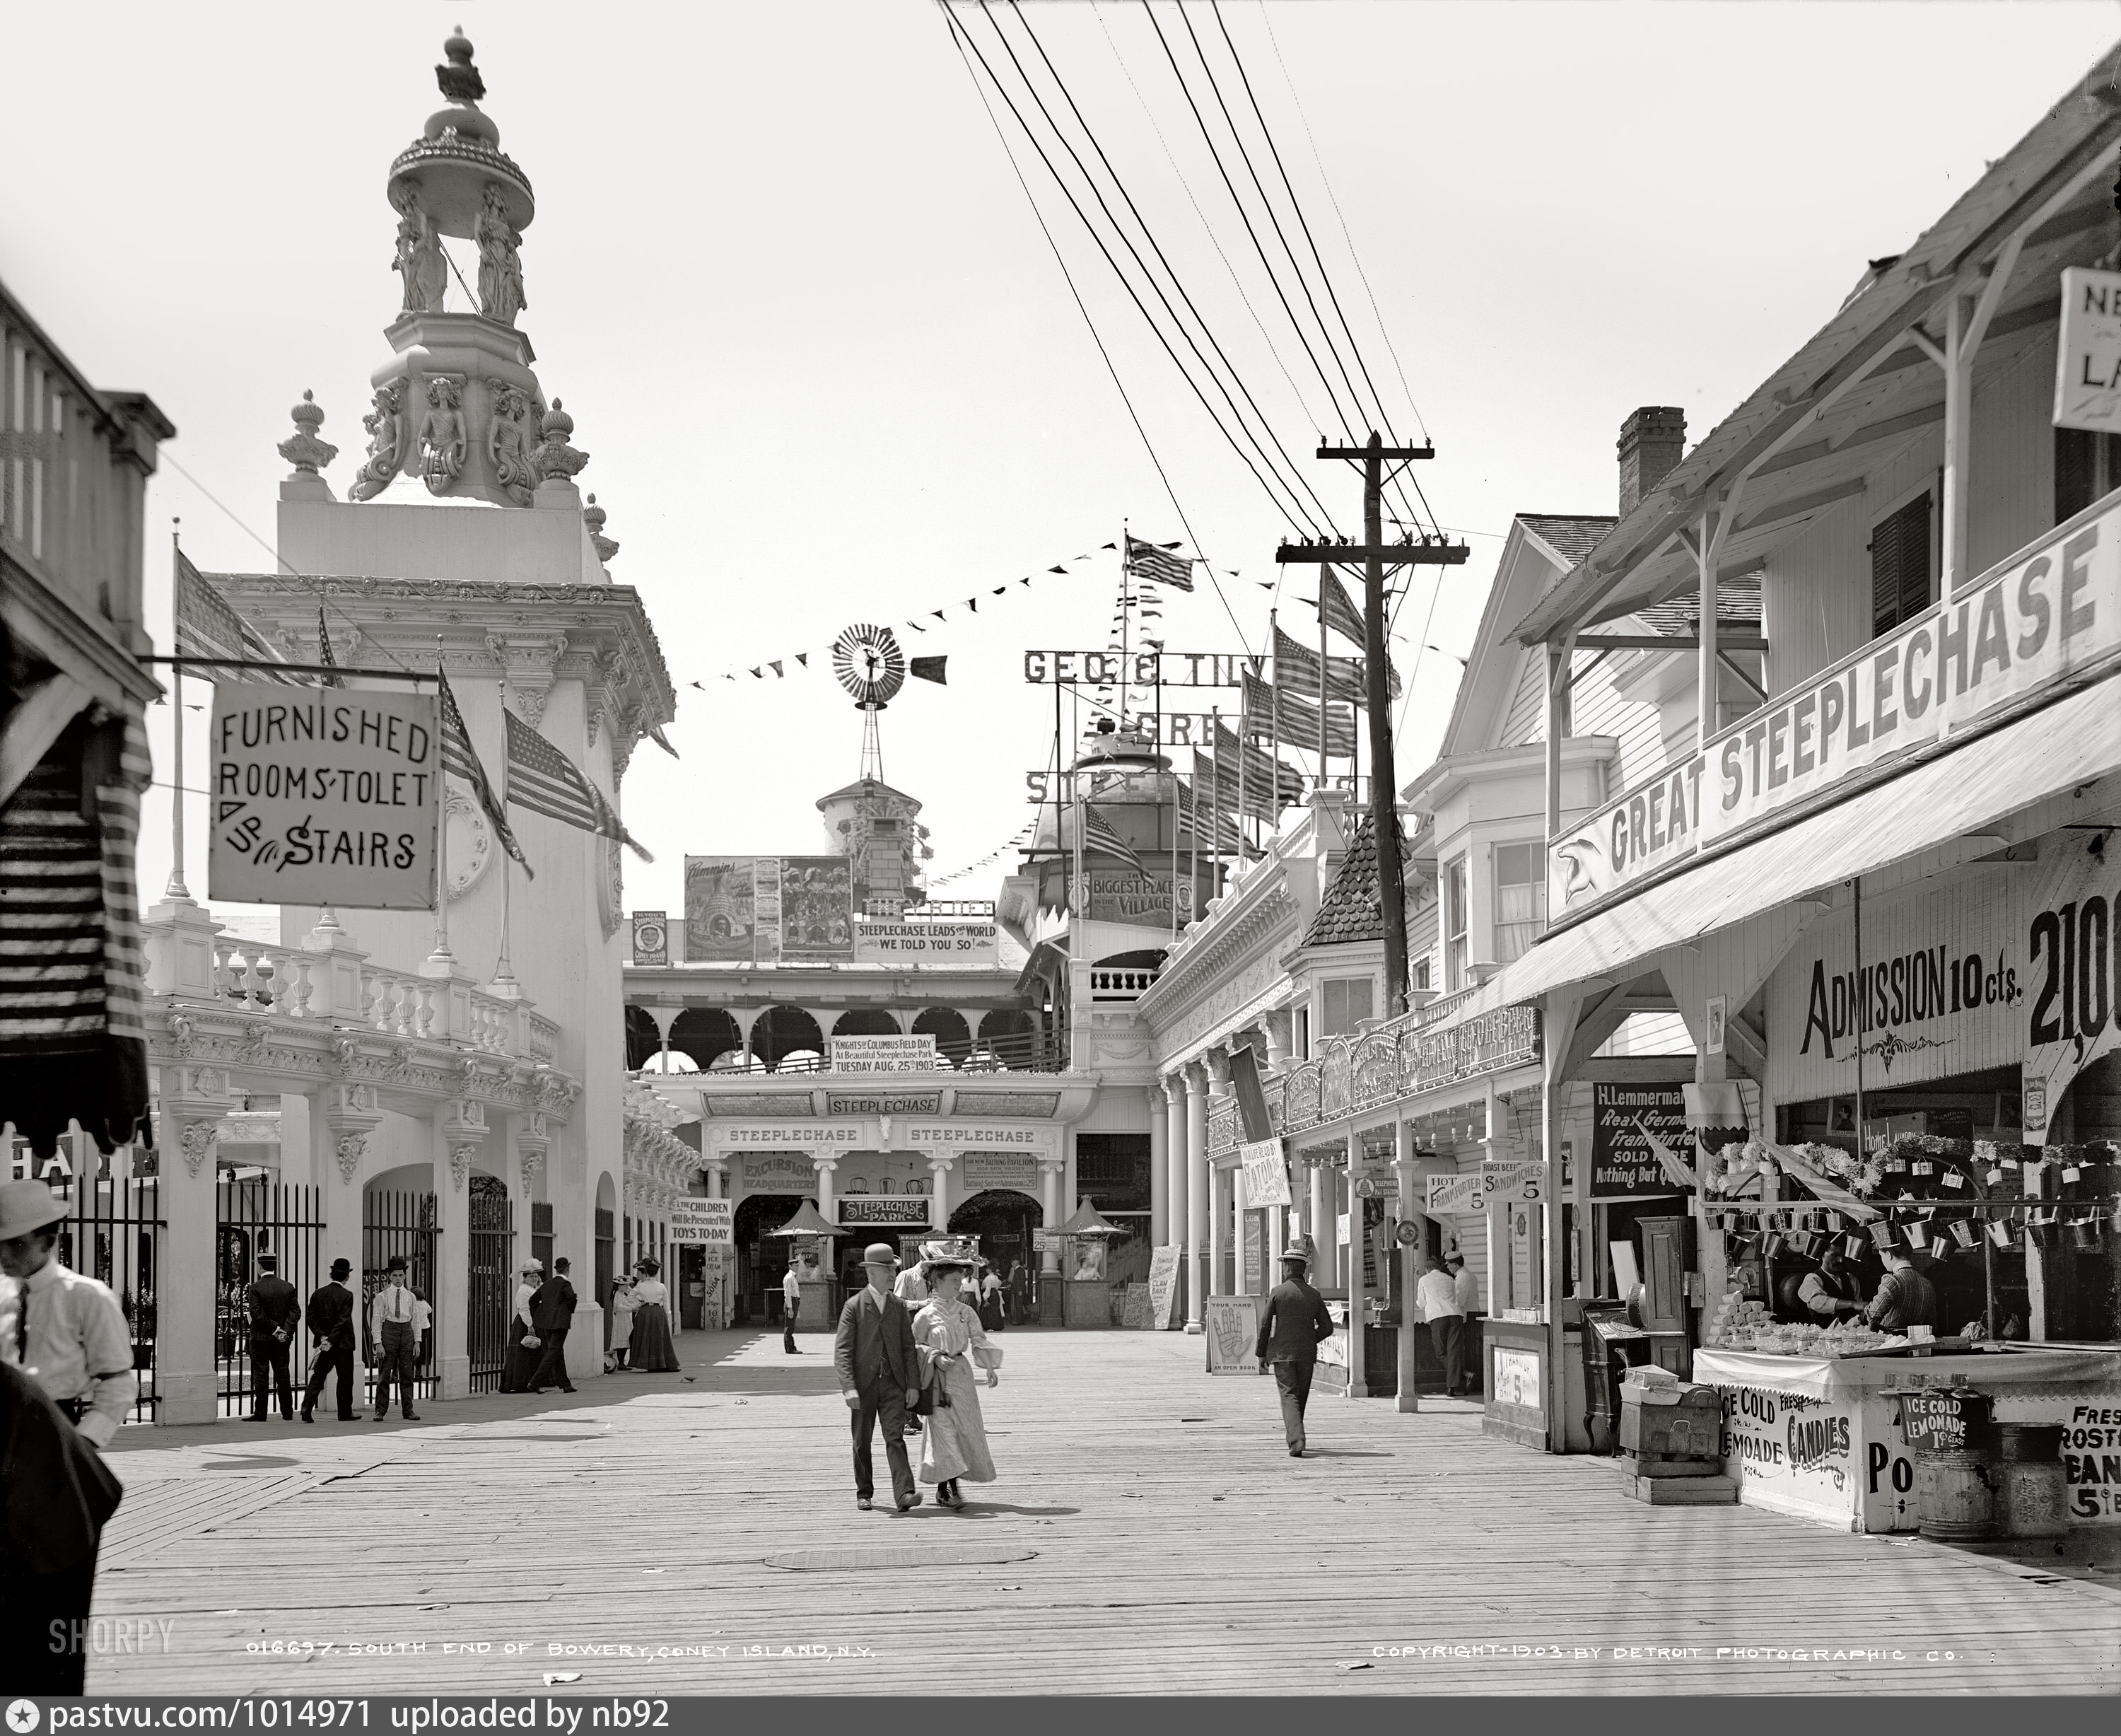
[208,682,440,909]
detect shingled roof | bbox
[1633,571,1765,638]
[1302,813,1416,948]
[1518,515,1618,570]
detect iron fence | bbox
[214,1178,327,1418]
[47,1167,162,1424]
[362,1190,438,1404]
[467,1175,511,1393]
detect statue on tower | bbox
[346,381,409,502]
[392,187,448,316]
[476,182,527,327]
[418,378,469,492]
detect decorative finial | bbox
[277,390,339,475]
[531,397,588,489]
[584,493,619,564]
[437,30,485,105]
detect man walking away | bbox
[300,1258,358,1423]
[1418,1257,1468,1397]
[0,1180,138,1447]
[1,1358,123,1693]
[833,1242,923,1512]
[529,1256,579,1393]
[368,1254,423,1421]
[1255,1237,1333,1457]
[245,1252,300,1421]
[782,1262,802,1355]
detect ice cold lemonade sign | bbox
[209,683,438,909]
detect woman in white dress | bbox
[606,1276,636,1370]
[627,1259,680,1373]
[501,1259,542,1392]
[912,1259,1000,1508]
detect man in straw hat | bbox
[1254,1234,1335,1457]
[833,1242,923,1512]
[0,1178,136,1447]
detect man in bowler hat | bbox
[832,1242,923,1511]
[300,1259,358,1423]
[529,1256,579,1393]
[244,1253,300,1421]
[1255,1237,1335,1457]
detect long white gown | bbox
[913,1296,997,1485]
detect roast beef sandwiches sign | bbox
[209,683,440,909]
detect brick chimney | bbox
[1618,407,1685,517]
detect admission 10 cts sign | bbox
[208,682,440,909]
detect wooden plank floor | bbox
[89,1327,2121,1696]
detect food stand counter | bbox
[1693,1344,2121,1532]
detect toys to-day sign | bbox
[670,1199,732,1247]
[1591,1083,1693,1196]
[209,682,438,909]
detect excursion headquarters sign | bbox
[209,683,440,909]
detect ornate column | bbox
[1344,1128,1365,1398]
[433,1098,486,1400]
[928,1155,954,1235]
[155,1063,235,1426]
[1164,1078,1186,1254]
[812,1155,839,1224]
[704,1158,728,1200]
[1394,1116,1420,1414]
[317,1076,384,1335]
[1309,1154,1333,1285]
[1038,1158,1063,1282]
[1148,1083,1169,1246]
[1184,1066,1209,1333]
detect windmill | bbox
[831,623,906,780]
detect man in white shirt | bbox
[1449,1254,1479,1317]
[0,1179,136,1447]
[892,1255,930,1307]
[367,1254,423,1421]
[1415,1259,1467,1399]
[781,1263,802,1355]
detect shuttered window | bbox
[1869,492,1932,637]
[2055,426,2121,524]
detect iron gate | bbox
[214,1178,327,1418]
[362,1190,438,1405]
[467,1175,511,1393]
[49,1167,163,1424]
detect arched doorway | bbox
[670,1007,743,1071]
[624,1005,660,1070]
[831,1008,901,1038]
[732,1193,810,1325]
[752,1006,824,1071]
[913,1006,969,1064]
[949,1188,1043,1315]
[976,1008,1037,1068]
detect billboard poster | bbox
[853,921,998,963]
[670,1199,732,1247]
[752,856,784,960]
[779,856,854,960]
[684,856,758,962]
[1085,871,1195,925]
[1590,1083,1693,1197]
[208,682,439,909]
[631,909,668,967]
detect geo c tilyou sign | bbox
[208,682,439,909]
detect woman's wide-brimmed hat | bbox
[919,1237,982,1271]
[0,1179,66,1242]
[521,1258,545,1274]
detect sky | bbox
[4,1,2117,941]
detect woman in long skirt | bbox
[977,1265,1005,1332]
[627,1259,680,1373]
[500,1260,542,1392]
[912,1260,1000,1508]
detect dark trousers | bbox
[850,1380,915,1505]
[301,1341,356,1419]
[531,1325,575,1391]
[783,1295,798,1353]
[1429,1315,1466,1395]
[1271,1357,1315,1450]
[1,1557,96,1694]
[250,1334,294,1417]
[373,1320,419,1416]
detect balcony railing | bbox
[1089,965,1161,1001]
[660,1030,1061,1078]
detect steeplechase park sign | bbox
[837,1196,930,1228]
[1551,489,2121,914]
[1023,650,1253,688]
[209,683,439,909]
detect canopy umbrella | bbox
[769,1200,848,1238]
[1057,1199,1123,1238]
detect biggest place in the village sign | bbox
[208,682,440,909]
[1551,487,2121,912]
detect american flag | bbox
[1241,672,1357,756]
[504,708,653,861]
[1312,568,1365,648]
[173,550,310,683]
[1124,532,1195,593]
[437,672,530,877]
[1080,802,1147,877]
[315,607,343,689]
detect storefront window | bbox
[1493,842,1546,965]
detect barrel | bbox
[1915,1450,1997,1540]
[1991,1423,2068,1539]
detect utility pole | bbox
[1276,433,1467,1015]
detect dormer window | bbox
[1493,842,1547,965]
[1320,976,1374,1039]
[1444,857,1468,989]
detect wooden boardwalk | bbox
[89,1327,2120,1696]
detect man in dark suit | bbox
[528,1256,579,1394]
[832,1242,923,1512]
[1255,1238,1335,1457]
[1,1358,124,1692]
[299,1258,358,1423]
[244,1253,301,1421]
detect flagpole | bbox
[1318,567,1330,793]
[1053,676,1067,923]
[1070,685,1084,924]
[426,636,452,969]
[1169,768,1180,945]
[1236,697,1248,863]
[1118,525,1130,730]
[491,677,520,998]
[1269,608,1282,809]
[164,525,192,902]
[1210,704,1222,899]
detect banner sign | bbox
[684,856,853,962]
[710,1125,863,1151]
[2021,837,2119,1143]
[829,1035,937,1073]
[208,684,439,909]
[824,1091,941,1117]
[1590,1083,1693,1197]
[2054,267,2121,436]
[1552,490,2121,914]
[1238,1138,1292,1208]
[1085,871,1196,926]
[838,1196,930,1229]
[959,1155,1040,1193]
[669,1198,732,1247]
[1403,1003,1541,1096]
[1024,650,1251,689]
[631,909,668,967]
[1147,1245,1183,1331]
[853,921,997,963]
[1425,1172,1487,1215]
